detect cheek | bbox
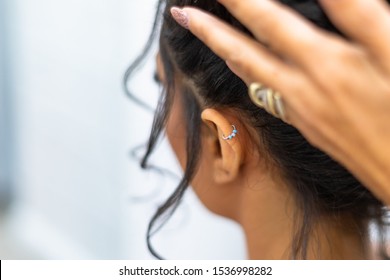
[165,92,212,191]
[166,94,187,170]
[165,92,230,217]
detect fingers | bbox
[171,6,315,126]
[217,0,337,70]
[177,7,305,93]
[320,0,390,68]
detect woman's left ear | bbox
[201,108,244,184]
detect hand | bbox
[171,0,390,205]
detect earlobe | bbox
[201,108,244,184]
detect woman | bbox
[170,0,390,207]
[128,0,389,259]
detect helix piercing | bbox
[222,125,238,140]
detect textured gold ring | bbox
[248,83,287,122]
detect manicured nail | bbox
[170,7,189,29]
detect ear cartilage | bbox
[222,125,238,140]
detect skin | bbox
[170,0,390,206]
[156,53,366,259]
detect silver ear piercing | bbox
[222,125,238,140]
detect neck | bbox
[236,171,366,259]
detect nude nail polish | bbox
[170,7,189,29]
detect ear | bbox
[201,108,243,184]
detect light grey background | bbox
[0,0,246,259]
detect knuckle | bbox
[311,45,367,94]
[295,89,330,124]
[227,50,253,75]
[330,42,367,67]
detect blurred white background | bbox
[0,0,246,259]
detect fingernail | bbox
[170,7,189,29]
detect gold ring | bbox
[248,82,287,122]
